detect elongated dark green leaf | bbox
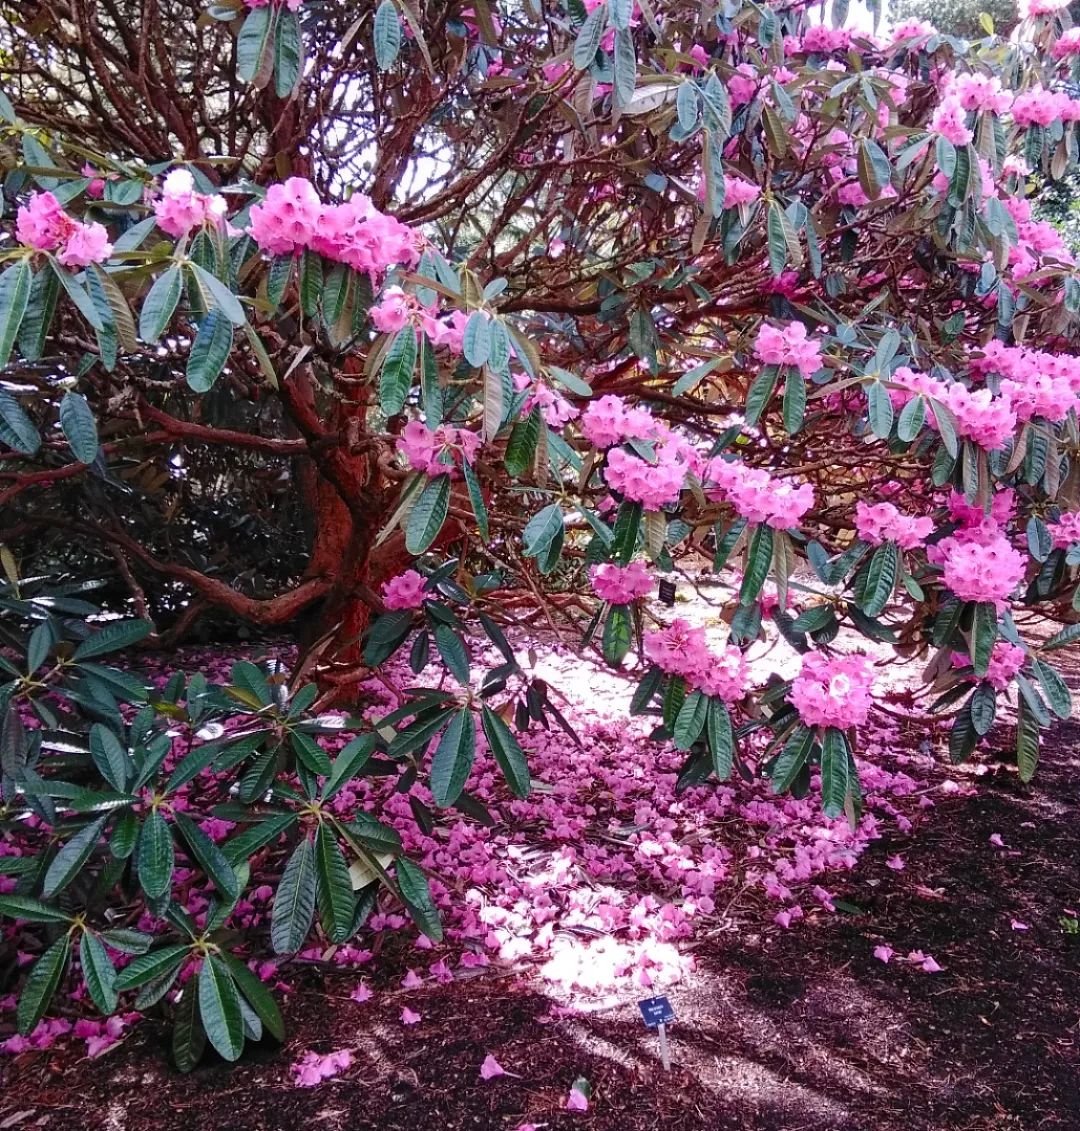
[970,601,997,678]
[504,408,541,478]
[601,603,632,666]
[222,811,296,866]
[99,928,153,954]
[17,935,70,1036]
[860,541,898,618]
[198,955,244,1061]
[271,835,316,954]
[613,28,636,107]
[174,811,240,902]
[744,366,778,428]
[573,1,607,69]
[322,735,376,801]
[740,524,773,605]
[430,708,476,808]
[462,460,489,542]
[89,724,129,791]
[137,809,174,900]
[523,503,564,560]
[771,724,814,793]
[897,395,925,442]
[1016,697,1040,782]
[462,312,491,367]
[52,263,104,332]
[0,391,40,455]
[706,697,735,780]
[314,822,354,943]
[79,931,118,1015]
[273,7,303,97]
[374,0,402,69]
[173,978,206,1073]
[237,5,273,83]
[396,857,443,941]
[186,308,233,392]
[0,895,72,924]
[0,260,33,366]
[866,381,894,439]
[1031,658,1072,720]
[379,326,417,415]
[139,266,183,343]
[433,625,470,685]
[404,474,451,554]
[673,689,707,751]
[820,728,850,818]
[291,730,332,777]
[74,619,151,660]
[481,706,530,797]
[221,954,285,1041]
[969,682,996,736]
[115,944,190,990]
[58,391,99,464]
[782,371,806,434]
[42,813,109,898]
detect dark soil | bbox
[3,723,1079,1129]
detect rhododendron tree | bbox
[2,0,1080,1068]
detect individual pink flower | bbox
[292,1049,352,1087]
[886,855,905,871]
[350,982,373,1003]
[566,1086,589,1112]
[15,191,69,250]
[153,168,226,238]
[753,321,823,378]
[381,570,427,610]
[370,289,413,333]
[790,652,874,730]
[873,945,894,963]
[939,535,1025,607]
[1010,919,1030,931]
[590,561,652,604]
[56,222,113,268]
[401,1007,422,1025]
[397,421,481,477]
[480,1054,506,1080]
[1049,512,1080,548]
[854,501,933,550]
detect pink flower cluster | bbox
[969,340,1080,424]
[891,368,1017,452]
[752,321,823,378]
[854,501,933,550]
[1051,27,1080,58]
[397,420,481,476]
[153,168,227,238]
[705,458,815,531]
[1011,87,1080,129]
[1050,511,1080,548]
[580,395,661,449]
[603,445,690,511]
[382,569,428,610]
[949,73,1012,115]
[644,619,750,703]
[930,98,973,146]
[938,533,1026,606]
[590,561,653,604]
[790,652,875,730]
[16,191,113,267]
[248,177,419,280]
[786,26,852,53]
[953,641,1026,690]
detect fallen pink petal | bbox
[479,1053,506,1080]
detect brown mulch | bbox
[2,730,1079,1129]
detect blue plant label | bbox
[638,995,675,1028]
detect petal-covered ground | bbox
[1,625,1078,1129]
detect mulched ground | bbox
[2,708,1078,1131]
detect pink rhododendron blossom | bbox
[990,833,1007,847]
[643,621,750,703]
[854,501,933,550]
[604,445,689,510]
[705,458,815,530]
[396,420,481,476]
[1049,512,1080,548]
[401,1007,422,1025]
[590,561,653,604]
[886,855,905,871]
[153,168,227,238]
[753,321,823,378]
[370,289,413,333]
[873,945,894,963]
[350,982,373,1003]
[939,535,1026,607]
[790,652,875,730]
[381,570,427,610]
[16,191,113,266]
[930,98,973,145]
[566,1087,589,1112]
[56,222,113,268]
[952,641,1025,690]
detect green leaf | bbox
[374,0,402,70]
[433,625,470,684]
[480,706,531,798]
[771,725,814,793]
[404,474,451,554]
[271,835,317,954]
[89,724,130,791]
[860,541,898,618]
[630,666,663,715]
[99,928,153,954]
[504,408,542,478]
[172,977,206,1073]
[379,328,418,416]
[17,935,71,1036]
[0,391,41,455]
[1031,659,1072,720]
[221,954,285,1042]
[866,382,894,439]
[820,728,850,819]
[573,1,608,69]
[322,734,376,801]
[186,309,233,392]
[237,5,274,83]
[74,619,151,660]
[291,730,332,777]
[1016,698,1040,783]
[137,809,175,900]
[298,249,323,318]
[706,698,735,780]
[315,822,354,943]
[52,262,104,332]
[79,931,118,1015]
[744,366,778,428]
[462,312,491,367]
[463,460,489,542]
[970,601,997,678]
[42,813,110,898]
[430,708,476,808]
[782,371,806,434]
[395,857,443,941]
[189,263,245,327]
[523,504,564,560]
[673,689,707,751]
[59,391,99,464]
[0,895,72,924]
[897,396,925,442]
[198,955,244,1061]
[0,260,33,367]
[174,811,240,902]
[856,138,891,199]
[612,28,636,107]
[115,944,190,990]
[969,683,996,736]
[601,603,632,666]
[1042,622,1080,652]
[740,524,773,605]
[273,7,303,98]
